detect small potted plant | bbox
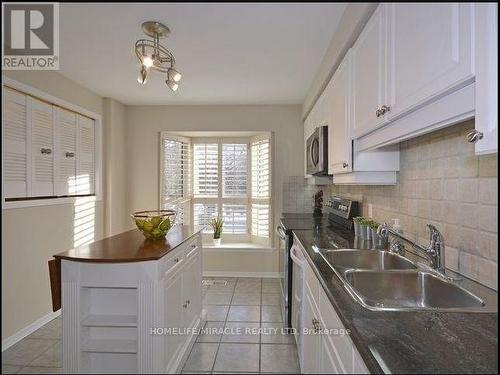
[367,219,383,244]
[209,215,224,246]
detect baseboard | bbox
[203,271,281,278]
[2,310,61,351]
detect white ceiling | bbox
[59,3,346,105]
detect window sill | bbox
[202,242,275,253]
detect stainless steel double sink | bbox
[321,249,490,312]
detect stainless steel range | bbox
[278,197,359,328]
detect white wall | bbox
[125,105,304,274]
[103,98,131,236]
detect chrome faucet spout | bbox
[377,222,446,274]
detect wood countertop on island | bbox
[53,225,203,263]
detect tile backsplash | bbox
[283,120,498,289]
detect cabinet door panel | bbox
[164,270,183,370]
[319,335,340,374]
[328,51,352,175]
[300,289,320,373]
[55,108,77,195]
[3,88,28,198]
[387,3,473,119]
[31,98,54,196]
[76,115,95,195]
[352,4,387,137]
[183,247,202,329]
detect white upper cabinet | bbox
[3,88,29,198]
[31,98,54,197]
[352,4,387,138]
[386,3,473,120]
[473,3,498,155]
[328,50,352,175]
[76,115,95,195]
[55,108,77,196]
[2,83,99,203]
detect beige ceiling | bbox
[58,3,346,105]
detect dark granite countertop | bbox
[290,221,498,374]
[54,225,202,263]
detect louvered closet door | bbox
[76,115,95,195]
[31,98,54,196]
[55,108,77,195]
[3,88,29,198]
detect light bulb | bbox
[141,55,154,68]
[137,66,148,84]
[166,79,178,92]
[169,67,182,82]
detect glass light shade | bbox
[137,66,148,84]
[169,67,182,82]
[141,55,154,68]
[166,79,179,92]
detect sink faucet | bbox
[377,223,446,274]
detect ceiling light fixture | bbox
[135,21,181,92]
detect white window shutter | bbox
[161,137,191,224]
[76,115,95,195]
[55,108,77,195]
[3,88,29,198]
[251,203,270,237]
[31,98,54,197]
[251,138,271,238]
[222,143,248,197]
[193,203,217,232]
[193,143,219,197]
[222,204,247,234]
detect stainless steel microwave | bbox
[306,126,328,175]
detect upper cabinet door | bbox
[76,115,95,195]
[352,4,387,138]
[473,3,498,155]
[328,50,352,175]
[3,88,29,198]
[55,108,77,196]
[31,98,54,197]
[387,3,473,120]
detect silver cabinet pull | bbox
[40,148,52,155]
[343,162,349,169]
[381,105,391,114]
[65,152,75,158]
[174,257,180,263]
[466,129,484,143]
[376,108,382,117]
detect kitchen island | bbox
[52,225,203,374]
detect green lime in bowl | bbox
[132,210,176,240]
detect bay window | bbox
[160,133,272,246]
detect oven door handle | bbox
[276,225,286,239]
[290,245,305,268]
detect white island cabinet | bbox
[54,226,203,374]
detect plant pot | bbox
[213,238,222,246]
[354,222,361,237]
[358,225,370,240]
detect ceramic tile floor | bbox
[1,277,300,374]
[184,277,300,374]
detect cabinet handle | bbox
[342,162,349,169]
[466,130,484,143]
[174,257,180,263]
[375,108,382,118]
[40,148,52,155]
[381,105,391,114]
[183,302,188,308]
[65,152,75,158]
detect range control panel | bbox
[325,196,358,221]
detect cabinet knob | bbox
[466,130,484,143]
[375,108,382,118]
[381,105,391,114]
[65,152,75,158]
[183,302,188,308]
[342,162,349,169]
[40,148,52,155]
[174,257,180,263]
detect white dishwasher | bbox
[290,243,305,351]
